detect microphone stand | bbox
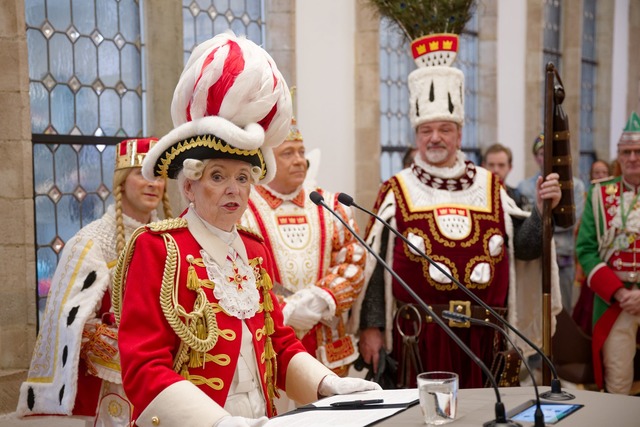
[310,191,521,427]
[337,192,575,401]
[443,311,545,427]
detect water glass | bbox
[417,371,458,425]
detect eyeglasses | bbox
[618,149,640,158]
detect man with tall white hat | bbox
[577,111,640,394]
[353,33,563,389]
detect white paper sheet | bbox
[265,389,419,427]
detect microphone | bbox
[337,192,574,401]
[443,311,544,427]
[310,191,521,427]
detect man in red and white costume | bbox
[240,118,365,377]
[354,35,563,389]
[577,111,640,394]
[114,32,379,427]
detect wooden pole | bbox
[542,63,555,386]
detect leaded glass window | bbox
[182,0,265,63]
[378,15,480,182]
[579,0,597,184]
[543,0,562,74]
[26,0,145,325]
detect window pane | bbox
[33,144,54,194]
[35,196,55,246]
[46,0,71,31]
[25,0,45,27]
[27,29,47,80]
[78,145,102,192]
[56,194,82,241]
[50,84,75,134]
[71,0,96,35]
[74,37,98,84]
[96,0,118,38]
[30,82,49,133]
[184,0,264,59]
[49,33,73,82]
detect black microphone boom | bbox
[310,191,521,427]
[336,192,574,401]
[443,311,545,427]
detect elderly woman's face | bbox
[183,158,252,231]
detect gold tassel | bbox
[265,316,274,335]
[186,263,200,291]
[265,339,275,360]
[263,292,274,312]
[188,319,206,368]
[179,363,189,380]
[261,268,273,291]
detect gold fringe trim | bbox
[252,258,279,406]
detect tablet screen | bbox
[510,402,583,424]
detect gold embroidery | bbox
[107,399,123,417]
[204,353,231,366]
[255,326,267,341]
[218,329,236,341]
[147,217,188,232]
[186,373,224,391]
[156,135,266,180]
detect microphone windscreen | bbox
[337,193,354,207]
[309,191,324,205]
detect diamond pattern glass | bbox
[580,0,597,184]
[182,0,264,60]
[26,0,145,323]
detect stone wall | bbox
[0,0,36,414]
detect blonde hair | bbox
[113,168,173,254]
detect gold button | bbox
[151,416,160,425]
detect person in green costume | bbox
[576,111,640,394]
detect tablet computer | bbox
[507,400,584,424]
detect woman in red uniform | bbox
[114,32,379,427]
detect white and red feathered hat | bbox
[408,34,465,128]
[142,32,292,184]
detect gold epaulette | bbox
[146,217,188,233]
[237,224,264,243]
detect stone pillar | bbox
[628,0,640,113]
[354,0,380,229]
[594,1,615,160]
[524,0,544,176]
[0,0,37,414]
[478,0,498,151]
[265,0,296,89]
[144,0,184,214]
[561,0,584,174]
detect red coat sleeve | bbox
[118,231,184,418]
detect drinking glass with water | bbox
[417,371,458,425]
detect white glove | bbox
[317,374,382,397]
[213,415,269,427]
[282,287,335,331]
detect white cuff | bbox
[136,380,229,427]
[284,352,334,405]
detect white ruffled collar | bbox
[414,150,468,180]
